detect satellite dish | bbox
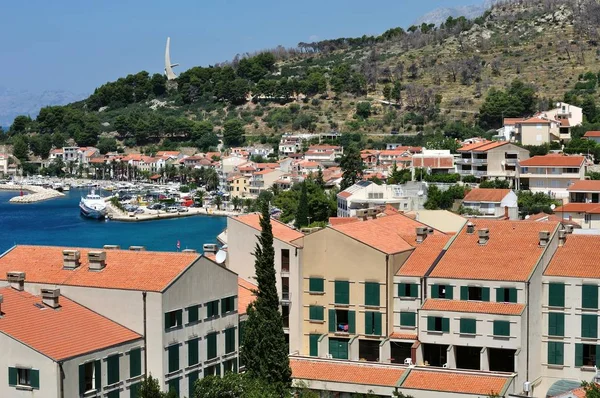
[215,250,227,264]
[221,244,228,250]
[525,215,530,220]
[417,190,424,196]
[550,204,556,210]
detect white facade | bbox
[337,181,425,217]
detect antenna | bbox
[215,250,227,264]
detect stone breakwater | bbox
[0,185,64,203]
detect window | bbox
[365,311,382,336]
[398,283,418,298]
[335,280,349,304]
[281,249,290,272]
[108,390,120,398]
[576,344,598,367]
[282,277,290,301]
[329,338,349,360]
[187,305,200,323]
[309,277,324,293]
[582,314,598,338]
[221,296,235,315]
[207,332,218,360]
[164,309,183,330]
[460,286,490,301]
[206,300,219,318]
[431,284,453,299]
[548,312,565,337]
[583,285,599,309]
[309,334,320,357]
[427,316,449,333]
[167,378,179,397]
[493,320,510,337]
[79,360,101,394]
[329,309,355,333]
[188,371,199,397]
[460,318,476,334]
[204,365,220,377]
[548,342,564,365]
[282,304,290,328]
[496,288,517,303]
[400,312,416,327]
[188,338,199,366]
[130,382,141,398]
[8,367,39,389]
[107,354,120,385]
[365,282,380,306]
[225,327,236,354]
[548,283,565,307]
[168,344,179,373]
[309,305,324,321]
[223,359,237,374]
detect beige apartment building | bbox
[227,174,251,199]
[456,140,529,185]
[519,155,586,198]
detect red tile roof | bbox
[503,118,526,125]
[545,235,600,279]
[567,180,600,192]
[422,299,525,315]
[520,155,585,167]
[463,188,511,202]
[397,235,450,277]
[0,287,141,361]
[328,217,360,227]
[254,169,275,175]
[584,131,600,138]
[389,332,418,340]
[457,140,492,152]
[291,358,405,387]
[412,157,454,169]
[0,246,199,292]
[338,191,352,199]
[233,214,304,245]
[400,369,511,395]
[472,141,509,152]
[554,203,600,214]
[429,220,559,281]
[238,277,257,315]
[519,117,552,124]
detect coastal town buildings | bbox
[461,188,519,220]
[336,181,426,217]
[456,140,529,185]
[519,155,587,198]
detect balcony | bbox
[458,169,473,175]
[472,158,488,165]
[456,158,471,165]
[473,170,488,177]
[504,158,518,165]
[281,290,291,303]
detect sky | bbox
[0,0,484,94]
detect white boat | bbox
[80,191,107,219]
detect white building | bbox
[462,188,519,220]
[519,155,587,198]
[337,181,426,217]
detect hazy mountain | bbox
[0,86,87,127]
[415,0,497,26]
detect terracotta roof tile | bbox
[397,235,450,277]
[238,277,257,314]
[337,191,352,198]
[233,214,304,245]
[520,155,585,167]
[400,369,511,395]
[584,131,600,138]
[0,287,141,361]
[545,235,600,279]
[472,141,509,152]
[291,358,405,387]
[567,180,600,192]
[504,118,526,125]
[519,117,552,124]
[389,332,418,340]
[422,299,525,315]
[412,157,454,169]
[463,188,511,202]
[0,246,199,292]
[457,140,492,152]
[554,203,600,214]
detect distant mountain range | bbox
[415,0,497,26]
[0,86,87,127]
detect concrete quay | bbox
[105,201,240,222]
[0,184,64,203]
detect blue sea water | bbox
[0,189,226,253]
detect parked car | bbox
[177,206,189,213]
[166,206,179,213]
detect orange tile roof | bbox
[331,213,443,254]
[0,246,199,292]
[584,131,600,138]
[412,157,454,169]
[504,118,526,125]
[233,213,304,245]
[254,168,275,175]
[429,220,559,281]
[554,203,600,214]
[520,155,585,167]
[567,180,600,192]
[397,235,450,277]
[238,277,257,315]
[291,358,405,387]
[389,332,418,340]
[422,299,525,315]
[519,117,552,124]
[457,140,492,152]
[472,141,509,152]
[545,235,600,279]
[463,188,511,202]
[400,369,511,395]
[338,191,352,198]
[0,287,141,361]
[328,217,360,227]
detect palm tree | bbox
[195,190,205,206]
[212,195,223,210]
[231,196,242,211]
[204,168,219,192]
[269,183,281,197]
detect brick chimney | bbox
[41,288,60,309]
[565,224,574,234]
[7,272,25,291]
[558,230,567,247]
[88,251,106,271]
[539,231,551,247]
[62,250,81,269]
[478,228,490,245]
[466,222,475,234]
[416,226,428,244]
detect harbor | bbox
[0,184,64,203]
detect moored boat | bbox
[79,191,107,219]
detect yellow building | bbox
[227,175,250,199]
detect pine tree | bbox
[315,167,325,189]
[340,145,364,190]
[295,181,309,229]
[138,375,163,398]
[240,201,291,394]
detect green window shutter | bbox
[460,286,468,300]
[442,317,450,332]
[427,316,435,331]
[374,312,382,336]
[309,334,319,357]
[328,309,336,332]
[94,360,101,391]
[188,371,199,397]
[583,285,599,309]
[509,288,517,303]
[188,305,199,323]
[176,310,183,327]
[107,354,119,385]
[130,348,141,378]
[8,367,17,386]
[431,285,439,299]
[582,314,598,338]
[482,287,490,302]
[78,364,85,395]
[335,281,349,304]
[548,313,565,337]
[225,328,235,354]
[398,283,406,297]
[410,283,419,298]
[575,343,584,367]
[348,311,356,334]
[164,312,170,331]
[309,306,324,321]
[494,320,510,336]
[30,369,39,389]
[365,312,374,334]
[130,382,141,398]
[460,318,476,334]
[309,278,324,292]
[188,338,199,366]
[495,288,503,303]
[207,333,217,360]
[168,378,179,397]
[168,344,179,373]
[365,282,380,306]
[549,283,565,307]
[446,286,453,299]
[400,312,416,327]
[108,391,119,398]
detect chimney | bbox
[478,228,490,245]
[103,245,121,250]
[416,226,428,244]
[129,246,146,251]
[427,227,434,235]
[41,288,60,309]
[539,231,551,247]
[565,224,574,234]
[558,230,567,247]
[367,208,379,219]
[182,249,197,253]
[504,206,509,219]
[7,272,25,291]
[88,251,106,271]
[62,250,81,269]
[466,222,475,234]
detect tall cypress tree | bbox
[340,145,364,190]
[295,181,309,229]
[240,201,291,394]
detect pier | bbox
[0,184,64,203]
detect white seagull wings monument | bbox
[164,37,179,80]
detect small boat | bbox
[63,184,71,192]
[80,190,107,219]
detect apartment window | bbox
[576,344,598,367]
[582,314,598,338]
[281,249,290,272]
[223,359,237,374]
[164,309,183,330]
[585,214,592,224]
[282,304,290,328]
[108,391,119,398]
[207,332,218,360]
[78,360,101,394]
[400,312,416,327]
[496,287,517,303]
[460,286,490,301]
[206,300,219,318]
[329,309,355,333]
[460,318,476,335]
[130,382,141,398]
[107,354,120,385]
[8,367,39,389]
[427,316,449,333]
[167,378,180,397]
[187,304,200,324]
[334,280,350,305]
[548,312,565,337]
[431,284,453,299]
[365,311,382,336]
[548,283,565,307]
[309,305,324,321]
[204,365,220,377]
[521,167,529,174]
[329,338,349,360]
[493,320,510,337]
[188,338,199,366]
[221,296,235,315]
[548,342,564,365]
[398,283,418,298]
[309,278,324,293]
[365,282,380,306]
[309,334,320,357]
[168,344,180,373]
[583,285,599,309]
[224,327,236,354]
[188,371,199,397]
[282,277,290,301]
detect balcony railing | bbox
[473,170,487,177]
[505,158,518,165]
[456,158,471,164]
[472,158,488,164]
